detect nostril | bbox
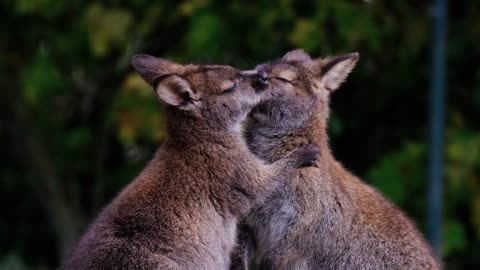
[258,71,268,81]
[252,71,269,92]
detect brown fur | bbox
[61,55,320,270]
[231,50,441,270]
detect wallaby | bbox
[231,50,441,270]
[62,54,320,270]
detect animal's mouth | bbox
[252,79,269,92]
[240,69,269,92]
[253,71,269,92]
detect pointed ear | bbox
[311,52,359,92]
[131,54,184,86]
[282,49,311,62]
[154,75,199,110]
[131,54,199,109]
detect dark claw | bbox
[291,144,321,168]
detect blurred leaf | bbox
[85,4,133,57]
[137,4,163,36]
[0,253,28,270]
[186,11,224,57]
[289,18,319,52]
[442,220,467,256]
[474,74,480,106]
[21,47,65,105]
[122,73,151,97]
[328,112,344,138]
[65,128,92,150]
[367,142,425,205]
[472,195,480,238]
[14,0,67,17]
[179,1,195,16]
[368,152,407,205]
[112,74,166,145]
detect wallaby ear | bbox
[154,76,199,110]
[131,54,199,109]
[282,49,312,62]
[311,52,359,92]
[131,54,184,86]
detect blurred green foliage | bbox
[0,0,479,269]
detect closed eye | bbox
[272,77,293,83]
[221,82,237,94]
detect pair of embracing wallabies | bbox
[62,50,441,270]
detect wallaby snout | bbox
[241,70,268,91]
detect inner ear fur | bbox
[155,76,200,109]
[310,52,359,92]
[131,54,200,109]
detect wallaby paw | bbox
[290,144,320,168]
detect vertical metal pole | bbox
[428,0,448,256]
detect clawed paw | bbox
[290,144,321,168]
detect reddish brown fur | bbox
[231,50,441,270]
[62,55,319,270]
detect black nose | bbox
[257,70,268,81]
[252,70,269,91]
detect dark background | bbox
[1,1,479,269]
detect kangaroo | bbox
[231,50,441,270]
[62,54,320,270]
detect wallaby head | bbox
[248,49,358,135]
[132,54,268,136]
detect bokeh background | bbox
[1,0,479,269]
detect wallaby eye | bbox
[221,81,237,94]
[274,77,293,83]
[274,70,297,83]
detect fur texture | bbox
[231,50,441,270]
[62,55,319,270]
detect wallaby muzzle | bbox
[242,70,269,92]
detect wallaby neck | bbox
[247,114,334,165]
[165,109,244,149]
